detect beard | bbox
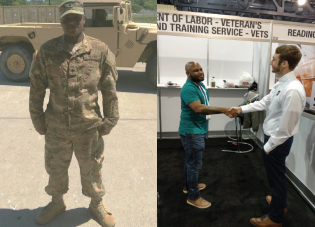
[272,64,281,73]
[190,73,204,83]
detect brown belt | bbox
[264,134,270,138]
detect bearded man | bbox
[179,61,236,209]
[230,45,306,227]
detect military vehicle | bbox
[0,0,157,86]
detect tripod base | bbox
[228,132,251,141]
[222,116,254,154]
[222,141,253,153]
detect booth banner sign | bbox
[157,11,270,40]
[273,24,315,43]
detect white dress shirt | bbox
[241,71,306,153]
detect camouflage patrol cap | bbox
[59,0,84,19]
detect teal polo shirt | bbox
[178,78,209,135]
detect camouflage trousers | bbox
[44,126,105,199]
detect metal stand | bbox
[228,131,251,141]
[222,117,253,153]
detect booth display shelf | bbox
[158,84,248,90]
[302,110,315,120]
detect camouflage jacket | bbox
[29,34,119,131]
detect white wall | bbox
[208,39,253,88]
[160,88,182,133]
[287,115,315,196]
[158,36,254,87]
[158,35,208,86]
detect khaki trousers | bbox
[44,126,105,199]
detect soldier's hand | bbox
[36,125,47,135]
[98,126,111,136]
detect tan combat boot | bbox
[89,199,116,227]
[36,195,66,225]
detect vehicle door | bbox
[84,7,118,55]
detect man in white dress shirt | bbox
[230,45,306,227]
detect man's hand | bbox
[36,125,47,135]
[263,147,270,155]
[222,107,238,118]
[227,108,238,118]
[98,126,111,136]
[228,107,242,118]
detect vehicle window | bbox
[84,8,113,28]
[107,9,113,21]
[179,0,192,3]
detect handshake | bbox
[194,104,243,118]
[223,107,242,118]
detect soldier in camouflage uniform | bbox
[29,1,118,227]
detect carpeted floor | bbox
[157,137,315,227]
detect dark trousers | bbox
[262,136,293,223]
[180,133,207,200]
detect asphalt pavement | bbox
[0,64,157,227]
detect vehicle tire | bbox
[146,51,157,87]
[0,44,33,82]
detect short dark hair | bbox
[275,45,302,70]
